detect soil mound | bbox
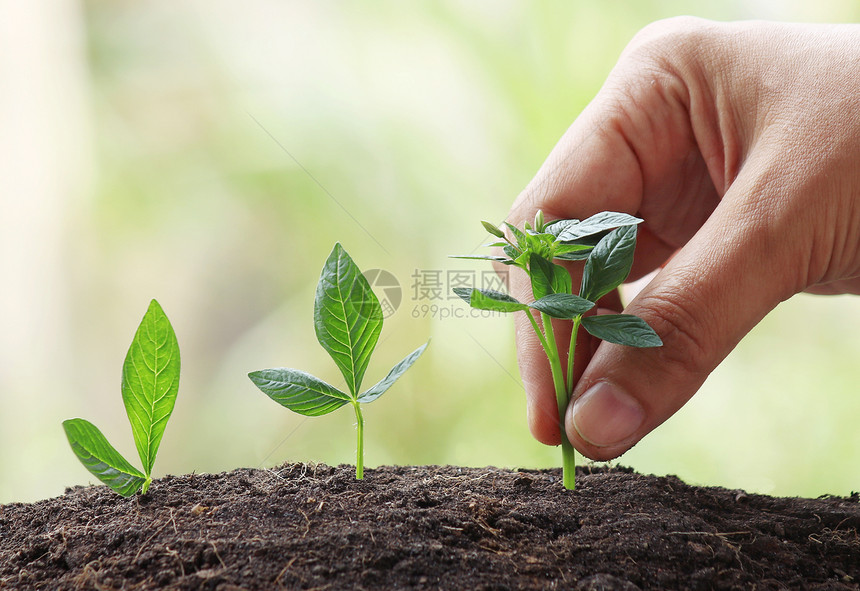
[1,464,858,590]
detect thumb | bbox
[565,170,803,461]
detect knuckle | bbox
[603,17,721,118]
[616,17,720,86]
[626,16,712,57]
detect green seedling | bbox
[249,243,428,480]
[63,300,181,497]
[453,211,662,490]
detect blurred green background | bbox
[1,1,858,504]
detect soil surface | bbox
[1,464,858,590]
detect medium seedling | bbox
[453,211,662,489]
[63,299,181,497]
[249,243,428,479]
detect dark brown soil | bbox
[1,464,858,590]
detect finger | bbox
[565,158,803,460]
[507,99,643,228]
[508,90,647,442]
[508,121,678,444]
[508,24,725,448]
[804,276,860,296]
[514,308,563,445]
[628,224,679,282]
[513,266,625,445]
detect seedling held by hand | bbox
[453,211,661,490]
[249,243,428,480]
[63,300,181,497]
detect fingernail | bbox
[570,382,644,447]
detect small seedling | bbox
[249,243,428,479]
[63,300,181,497]
[453,211,662,490]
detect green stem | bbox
[540,312,576,490]
[352,401,365,479]
[526,310,550,352]
[141,475,152,495]
[566,315,582,398]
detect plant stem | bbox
[526,311,550,352]
[352,401,365,479]
[540,312,576,490]
[142,476,152,495]
[566,316,582,397]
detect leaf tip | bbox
[327,242,346,262]
[452,287,473,303]
[62,417,88,434]
[61,418,77,437]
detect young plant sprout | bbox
[453,211,662,490]
[249,243,428,480]
[63,300,181,497]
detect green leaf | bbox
[503,244,521,260]
[579,225,638,302]
[452,287,474,303]
[581,314,662,347]
[555,243,593,255]
[454,287,528,313]
[553,243,594,261]
[529,253,572,299]
[543,218,579,237]
[503,222,528,249]
[248,368,351,416]
[122,299,180,477]
[553,251,593,261]
[556,212,643,242]
[358,341,429,403]
[530,294,595,319]
[522,229,552,244]
[562,231,610,248]
[63,419,146,497]
[512,250,530,269]
[481,220,505,238]
[314,243,383,396]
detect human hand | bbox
[507,17,860,461]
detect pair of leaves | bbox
[528,215,640,303]
[453,211,643,268]
[453,287,593,318]
[249,244,427,416]
[454,287,660,348]
[453,210,660,348]
[548,211,643,242]
[498,212,642,303]
[542,212,641,262]
[63,300,181,497]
